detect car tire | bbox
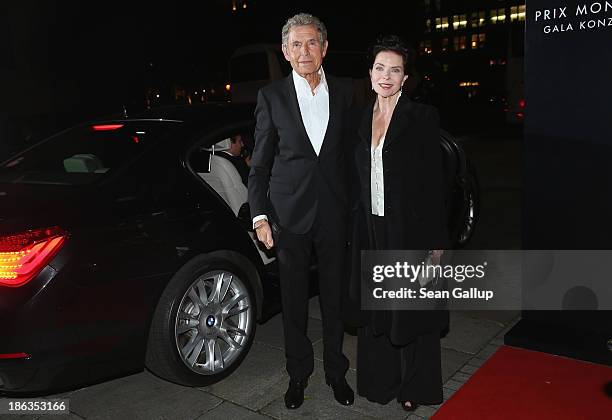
[452,161,479,247]
[145,254,257,387]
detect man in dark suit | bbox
[217,134,250,186]
[248,13,354,410]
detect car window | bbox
[0,121,180,185]
[230,53,269,83]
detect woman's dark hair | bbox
[369,35,415,76]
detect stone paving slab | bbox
[63,371,221,420]
[308,296,323,321]
[466,310,520,326]
[440,348,472,383]
[441,311,506,355]
[200,342,288,412]
[194,401,272,419]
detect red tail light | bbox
[0,352,30,360]
[0,227,67,287]
[519,99,525,108]
[91,124,124,131]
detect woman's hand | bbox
[431,249,444,265]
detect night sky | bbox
[4,0,425,137]
[41,1,423,88]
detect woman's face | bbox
[370,50,408,98]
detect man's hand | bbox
[255,220,274,249]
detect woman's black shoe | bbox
[399,401,419,412]
[284,378,308,409]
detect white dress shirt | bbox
[292,67,329,156]
[371,136,386,216]
[370,91,403,217]
[253,67,330,228]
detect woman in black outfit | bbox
[350,35,449,411]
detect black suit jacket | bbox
[248,74,353,235]
[354,94,449,250]
[343,94,450,341]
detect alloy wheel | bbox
[174,270,253,375]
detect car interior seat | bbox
[63,154,108,173]
[196,138,275,265]
[197,138,247,217]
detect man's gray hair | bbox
[281,13,327,47]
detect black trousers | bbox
[356,214,443,405]
[357,326,443,405]
[275,205,349,382]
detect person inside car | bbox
[217,133,250,186]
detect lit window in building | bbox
[426,19,432,33]
[459,35,467,50]
[471,11,487,27]
[490,8,507,24]
[470,33,486,49]
[458,14,467,29]
[452,14,467,30]
[441,37,449,52]
[510,5,526,22]
[453,37,459,51]
[436,17,449,31]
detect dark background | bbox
[506,0,612,365]
[1,1,524,157]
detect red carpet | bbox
[433,346,612,420]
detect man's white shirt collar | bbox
[292,67,328,98]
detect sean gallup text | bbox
[372,287,494,301]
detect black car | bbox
[0,103,477,395]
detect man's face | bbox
[230,135,243,156]
[282,25,328,78]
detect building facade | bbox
[417,0,525,126]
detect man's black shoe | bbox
[284,378,308,409]
[325,376,354,406]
